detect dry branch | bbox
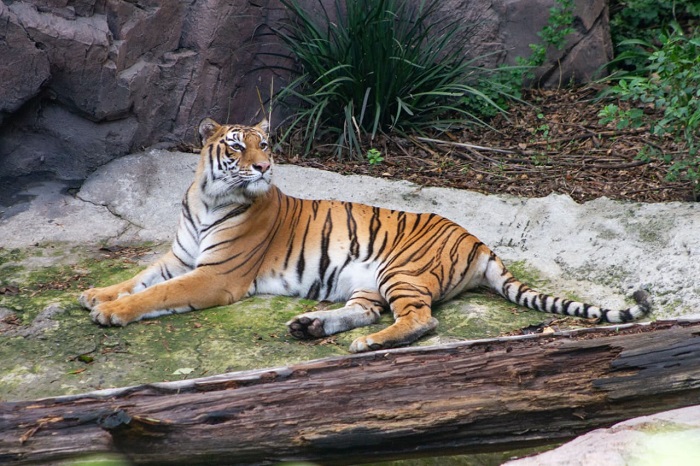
[2,318,700,465]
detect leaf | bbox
[0,285,20,295]
[77,354,94,364]
[172,368,195,375]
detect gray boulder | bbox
[0,3,50,126]
[505,405,700,466]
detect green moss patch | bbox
[1,243,588,401]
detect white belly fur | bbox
[251,260,380,302]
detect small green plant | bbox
[272,0,518,158]
[533,113,551,139]
[534,124,550,138]
[366,148,384,165]
[529,152,551,166]
[527,0,575,68]
[597,104,645,129]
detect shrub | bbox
[273,0,518,159]
[609,0,700,71]
[600,26,700,187]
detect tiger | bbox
[79,118,652,353]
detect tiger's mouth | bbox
[241,174,272,196]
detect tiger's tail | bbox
[484,253,652,323]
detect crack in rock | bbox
[76,193,146,238]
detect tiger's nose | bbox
[253,161,271,173]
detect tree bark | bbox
[2,318,700,465]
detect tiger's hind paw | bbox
[287,316,326,339]
[349,335,384,353]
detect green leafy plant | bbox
[504,0,575,88]
[526,0,575,68]
[597,104,645,129]
[474,0,576,105]
[366,148,384,165]
[533,113,552,139]
[272,0,517,159]
[609,0,700,71]
[602,26,700,187]
[483,0,574,93]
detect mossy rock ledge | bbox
[2,152,699,401]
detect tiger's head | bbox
[197,118,272,203]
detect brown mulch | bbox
[276,87,698,203]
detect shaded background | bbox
[0,0,611,183]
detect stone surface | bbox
[0,178,127,247]
[0,0,288,180]
[0,3,50,126]
[505,405,700,466]
[0,0,612,182]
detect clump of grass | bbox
[273,0,519,159]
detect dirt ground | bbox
[277,87,699,203]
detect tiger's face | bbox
[198,118,272,202]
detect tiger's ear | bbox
[198,118,220,144]
[255,118,269,134]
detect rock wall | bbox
[0,0,612,182]
[0,0,288,181]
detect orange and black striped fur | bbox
[80,118,652,353]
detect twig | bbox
[408,137,441,157]
[469,166,510,179]
[587,160,649,169]
[522,129,648,148]
[621,185,694,196]
[415,137,516,154]
[452,149,502,166]
[390,138,438,166]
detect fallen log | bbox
[2,318,700,465]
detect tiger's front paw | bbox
[349,335,384,353]
[79,287,126,310]
[89,300,137,327]
[79,289,102,310]
[287,315,326,339]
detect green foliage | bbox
[272,0,578,162]
[273,0,517,159]
[533,113,551,139]
[597,104,645,130]
[366,148,384,165]
[525,0,575,68]
[609,0,700,70]
[601,26,700,186]
[499,0,574,87]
